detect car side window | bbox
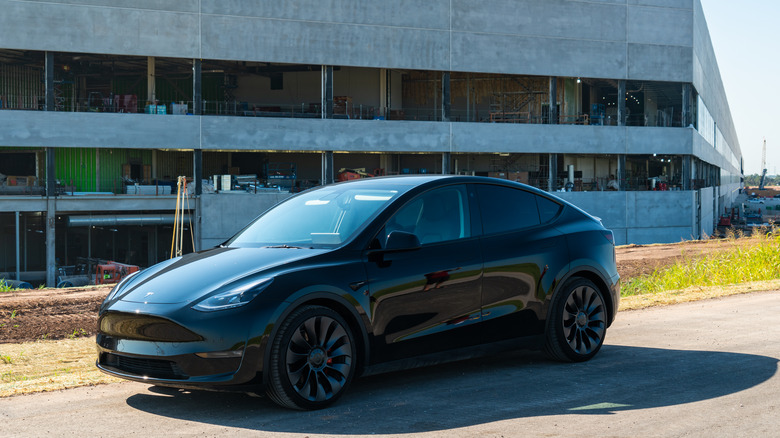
[385,185,471,245]
[475,184,541,234]
[536,195,562,224]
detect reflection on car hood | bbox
[118,246,328,304]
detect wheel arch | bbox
[262,292,370,386]
[549,267,616,328]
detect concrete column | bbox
[548,153,558,191]
[379,68,388,117]
[45,147,56,286]
[192,59,202,115]
[442,152,451,174]
[681,83,692,127]
[682,155,692,191]
[95,148,100,192]
[441,72,451,122]
[322,66,333,119]
[147,56,156,104]
[15,212,20,281]
[152,150,158,180]
[45,201,55,286]
[194,149,202,196]
[44,147,55,197]
[617,80,626,126]
[193,149,202,252]
[548,77,558,124]
[45,52,54,111]
[322,151,334,185]
[321,66,334,185]
[617,154,626,191]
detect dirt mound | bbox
[0,239,754,343]
[0,286,111,343]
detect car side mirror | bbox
[385,230,421,252]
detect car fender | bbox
[543,263,617,329]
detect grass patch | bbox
[621,229,780,299]
[0,337,120,397]
[0,280,12,293]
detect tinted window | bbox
[476,184,540,234]
[385,185,470,245]
[536,195,562,223]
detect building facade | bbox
[0,0,742,286]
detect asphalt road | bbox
[3,291,779,437]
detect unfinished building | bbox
[0,0,742,286]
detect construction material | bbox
[95,262,139,285]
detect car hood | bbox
[117,246,329,304]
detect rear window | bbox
[475,184,540,234]
[536,195,562,223]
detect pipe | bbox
[67,214,190,227]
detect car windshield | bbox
[227,187,399,248]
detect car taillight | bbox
[602,230,614,244]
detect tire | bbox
[544,277,607,362]
[266,305,356,410]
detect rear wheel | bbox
[266,305,355,410]
[544,278,607,362]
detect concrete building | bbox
[0,0,742,286]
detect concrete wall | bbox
[198,192,291,249]
[692,0,741,162]
[556,190,697,245]
[699,186,715,238]
[0,0,694,81]
[1,111,700,156]
[0,194,177,213]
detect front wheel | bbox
[544,278,607,362]
[266,305,356,410]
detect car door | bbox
[363,184,483,363]
[474,183,568,343]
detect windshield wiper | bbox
[264,244,308,249]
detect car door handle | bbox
[349,280,368,291]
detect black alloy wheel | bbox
[544,277,607,362]
[266,305,355,410]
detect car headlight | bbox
[192,277,274,312]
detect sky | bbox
[700,0,780,175]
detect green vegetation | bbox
[622,230,780,296]
[744,173,778,187]
[0,280,11,293]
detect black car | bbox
[96,175,619,410]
